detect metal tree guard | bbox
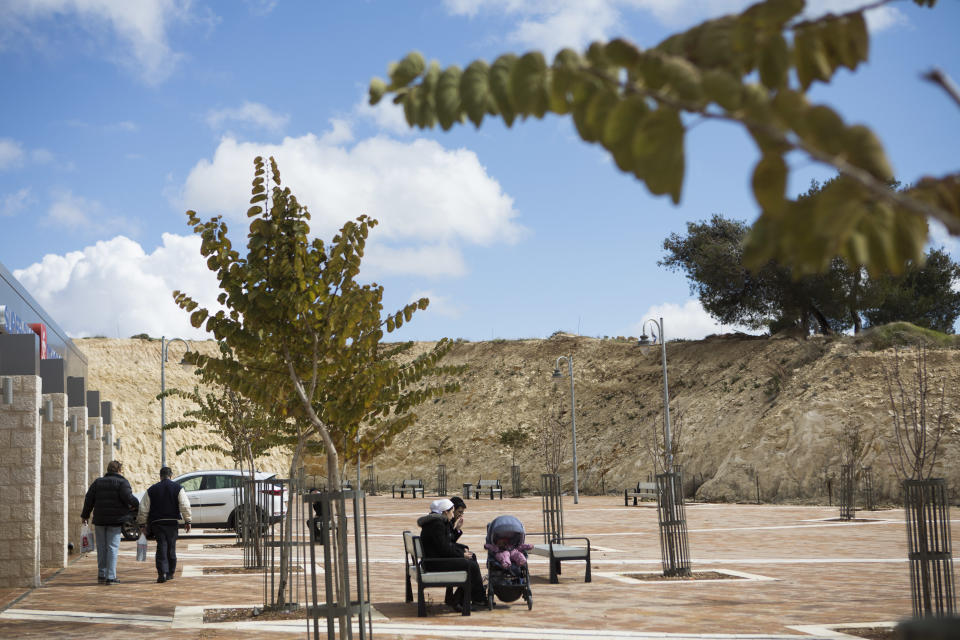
[540,473,564,541]
[436,464,447,496]
[903,478,956,617]
[839,464,856,521]
[861,466,876,511]
[511,464,522,498]
[236,476,269,569]
[655,466,691,577]
[263,471,308,611]
[364,464,377,496]
[304,488,373,639]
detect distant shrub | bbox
[856,322,958,351]
[130,333,155,341]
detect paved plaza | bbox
[0,496,942,639]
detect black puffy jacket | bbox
[80,472,138,526]
[416,512,463,558]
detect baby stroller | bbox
[484,515,533,610]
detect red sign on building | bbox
[28,323,47,360]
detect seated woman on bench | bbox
[417,498,487,611]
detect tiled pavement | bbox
[0,496,941,639]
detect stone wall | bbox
[87,416,103,480]
[40,393,68,569]
[67,408,88,552]
[0,376,41,587]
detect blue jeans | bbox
[94,525,122,580]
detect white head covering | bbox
[430,498,454,514]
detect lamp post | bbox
[638,317,691,577]
[160,336,192,468]
[552,355,580,504]
[638,317,672,471]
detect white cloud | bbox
[0,138,24,169]
[928,219,960,260]
[409,290,462,319]
[180,128,524,278]
[205,101,290,134]
[12,234,220,340]
[366,245,467,278]
[355,93,412,136]
[632,299,759,341]
[30,148,55,164]
[443,0,906,53]
[46,189,97,228]
[1,0,197,85]
[1,187,33,217]
[106,120,138,132]
[243,0,277,16]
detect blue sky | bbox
[1,0,958,343]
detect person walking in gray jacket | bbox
[137,467,192,583]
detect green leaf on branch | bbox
[369,77,387,105]
[510,51,549,118]
[631,106,685,203]
[490,54,518,126]
[436,66,463,130]
[389,51,426,89]
[461,60,492,127]
[752,153,787,214]
[758,33,788,89]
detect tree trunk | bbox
[275,438,307,608]
[809,305,834,335]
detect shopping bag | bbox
[136,533,148,562]
[80,523,95,554]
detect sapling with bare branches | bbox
[643,401,685,475]
[883,346,951,481]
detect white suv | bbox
[138,470,287,530]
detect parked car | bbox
[134,469,287,532]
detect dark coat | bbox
[81,472,138,526]
[145,478,184,523]
[416,512,463,559]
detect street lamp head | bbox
[552,368,562,379]
[638,333,651,346]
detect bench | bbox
[392,479,424,498]
[624,481,658,506]
[403,530,472,616]
[530,535,592,584]
[467,479,502,500]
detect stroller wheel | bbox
[488,592,495,610]
[526,592,533,610]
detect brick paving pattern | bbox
[0,497,939,639]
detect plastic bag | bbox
[136,533,148,562]
[80,524,95,554]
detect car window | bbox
[205,474,241,490]
[177,476,203,492]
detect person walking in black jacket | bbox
[80,460,138,585]
[137,467,192,583]
[417,499,486,611]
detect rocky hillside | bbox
[78,332,960,501]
